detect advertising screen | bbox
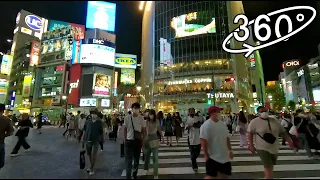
[120,69,135,85]
[159,38,173,65]
[79,44,115,66]
[30,41,40,66]
[72,40,82,64]
[48,20,69,31]
[171,12,216,38]
[1,55,13,75]
[115,53,137,69]
[92,74,111,97]
[86,1,116,32]
[0,79,8,88]
[101,99,110,107]
[80,98,97,107]
[22,75,32,97]
[48,20,85,40]
[313,88,320,102]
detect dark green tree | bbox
[287,100,296,111]
[265,84,286,112]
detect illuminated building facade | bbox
[141,1,254,115]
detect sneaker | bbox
[154,176,159,179]
[144,170,149,175]
[25,149,30,153]
[86,168,91,172]
[193,168,198,172]
[89,171,95,175]
[10,153,18,157]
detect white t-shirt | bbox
[247,117,285,154]
[123,114,146,140]
[186,116,201,145]
[200,119,230,164]
[79,118,86,130]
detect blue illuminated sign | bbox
[48,20,69,31]
[86,1,116,32]
[25,15,42,30]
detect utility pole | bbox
[211,72,215,105]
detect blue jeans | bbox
[0,143,5,169]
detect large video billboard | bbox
[1,55,13,75]
[120,69,135,85]
[86,1,116,32]
[115,53,137,69]
[30,41,40,66]
[79,44,115,66]
[92,73,111,97]
[48,20,85,40]
[171,12,216,38]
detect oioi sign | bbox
[284,60,300,68]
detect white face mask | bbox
[260,112,269,119]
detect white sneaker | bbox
[89,171,95,175]
[25,149,30,153]
[86,168,91,172]
[154,176,159,179]
[144,170,149,175]
[10,153,18,157]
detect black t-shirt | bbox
[294,116,309,134]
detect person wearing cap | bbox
[200,106,233,179]
[186,107,202,171]
[82,108,103,175]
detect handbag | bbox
[79,145,86,169]
[257,119,276,144]
[131,116,142,141]
[289,118,304,137]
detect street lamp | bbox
[62,95,68,117]
[268,95,273,99]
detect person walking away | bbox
[78,114,87,143]
[0,103,14,170]
[200,106,233,179]
[173,112,183,146]
[238,111,248,147]
[82,108,103,175]
[247,106,296,179]
[225,114,233,134]
[157,111,165,144]
[37,113,43,134]
[294,109,320,159]
[97,112,105,151]
[186,108,201,172]
[63,112,72,136]
[144,109,162,179]
[75,111,81,137]
[67,115,76,139]
[231,113,238,136]
[59,114,66,128]
[164,113,174,146]
[123,103,146,179]
[11,113,33,156]
[280,113,292,145]
[117,120,125,157]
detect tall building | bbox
[141,1,255,115]
[7,10,48,114]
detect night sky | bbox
[0,1,319,82]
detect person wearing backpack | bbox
[280,113,293,145]
[247,106,296,179]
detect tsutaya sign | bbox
[207,92,234,98]
[165,78,211,85]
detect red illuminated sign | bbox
[68,64,82,106]
[56,65,65,71]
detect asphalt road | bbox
[0,126,124,179]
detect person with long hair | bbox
[157,111,165,144]
[144,109,162,179]
[164,113,174,146]
[238,111,248,147]
[174,112,183,146]
[10,113,33,156]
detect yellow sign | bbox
[1,55,13,75]
[22,75,32,97]
[115,53,137,69]
[115,58,136,65]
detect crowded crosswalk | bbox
[121,134,320,179]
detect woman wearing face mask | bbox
[164,113,174,146]
[238,111,248,147]
[143,109,162,179]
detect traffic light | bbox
[207,99,212,105]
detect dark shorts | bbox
[0,144,4,169]
[257,150,278,168]
[206,158,232,177]
[86,141,99,156]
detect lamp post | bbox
[62,95,68,117]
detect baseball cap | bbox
[208,106,223,114]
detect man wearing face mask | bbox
[247,106,295,179]
[82,108,103,175]
[186,108,202,171]
[124,103,146,179]
[200,106,233,179]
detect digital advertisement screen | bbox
[30,41,40,66]
[86,1,116,32]
[115,53,137,69]
[171,12,216,38]
[1,55,13,75]
[92,74,111,97]
[80,98,97,107]
[22,75,32,97]
[79,44,115,66]
[120,69,135,85]
[0,79,8,88]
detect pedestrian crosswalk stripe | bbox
[121,135,320,178]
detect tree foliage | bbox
[287,100,296,111]
[265,84,286,112]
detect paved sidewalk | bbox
[0,127,124,179]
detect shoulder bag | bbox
[257,119,277,144]
[131,116,143,141]
[144,121,159,149]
